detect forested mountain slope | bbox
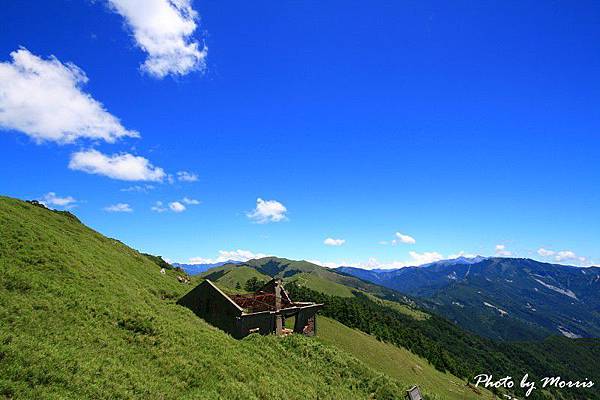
[340,257,600,340]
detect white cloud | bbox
[182,197,200,205]
[69,150,166,181]
[537,247,587,264]
[189,249,270,264]
[121,184,155,193]
[107,0,207,78]
[0,48,137,143]
[448,251,477,259]
[537,248,555,257]
[495,244,512,257]
[177,171,198,182]
[151,198,197,213]
[169,201,186,212]
[537,247,588,264]
[307,259,342,269]
[392,232,416,245]
[311,250,444,270]
[408,251,444,265]
[554,250,577,262]
[151,201,167,212]
[324,238,345,246]
[39,192,77,208]
[247,198,288,224]
[104,203,133,212]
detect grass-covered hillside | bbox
[316,317,494,400]
[202,265,269,291]
[203,257,412,302]
[0,196,417,399]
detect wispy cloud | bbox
[324,238,345,246]
[177,171,198,182]
[311,250,444,270]
[151,201,167,213]
[537,248,555,257]
[107,0,207,78]
[121,184,155,193]
[39,192,77,209]
[392,232,416,245]
[169,201,186,212]
[448,251,477,259]
[0,48,137,143]
[151,197,199,213]
[182,197,200,205]
[555,250,579,262]
[495,244,512,257]
[247,198,288,224]
[69,150,166,181]
[408,251,443,265]
[104,203,133,212]
[188,249,270,264]
[537,248,587,265]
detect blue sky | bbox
[1,0,599,268]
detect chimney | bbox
[275,279,283,335]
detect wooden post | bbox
[275,279,283,335]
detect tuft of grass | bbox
[117,316,158,336]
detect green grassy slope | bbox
[202,266,356,298]
[285,272,355,297]
[317,317,494,400]
[202,265,270,290]
[229,257,407,300]
[202,259,426,320]
[0,196,410,399]
[205,257,422,311]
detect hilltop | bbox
[0,196,411,399]
[203,257,411,301]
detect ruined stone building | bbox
[178,279,323,339]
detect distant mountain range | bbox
[172,260,242,275]
[339,257,600,340]
[182,255,600,341]
[338,256,488,287]
[193,255,600,399]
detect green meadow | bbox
[1,195,491,399]
[0,197,407,399]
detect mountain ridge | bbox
[339,257,600,340]
[173,260,242,275]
